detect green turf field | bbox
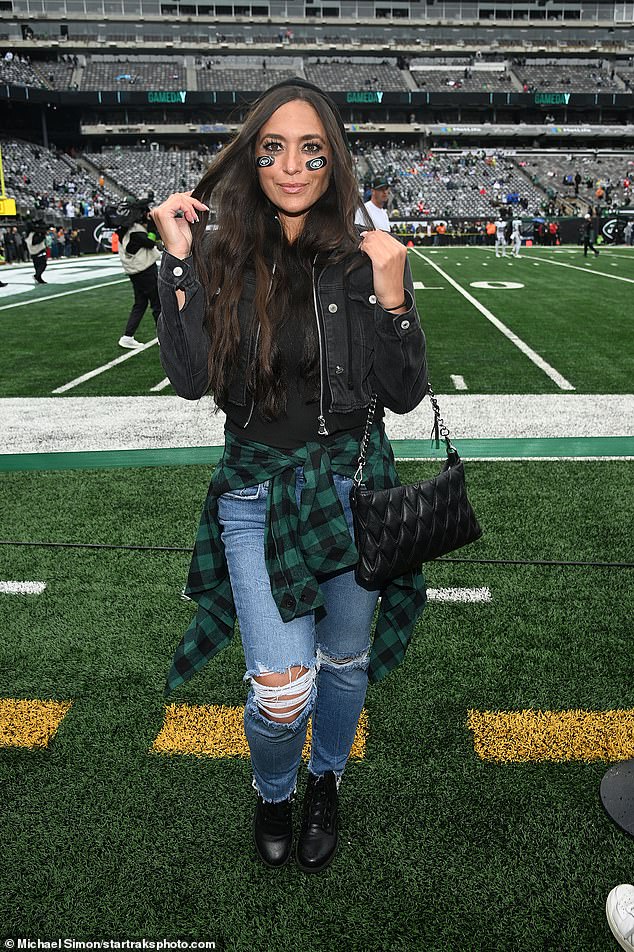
[0,246,633,397]
[1,248,633,950]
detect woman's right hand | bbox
[150,191,209,260]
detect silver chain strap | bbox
[353,384,455,488]
[353,393,377,486]
[426,382,455,449]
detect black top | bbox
[225,233,370,449]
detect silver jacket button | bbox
[173,266,183,277]
[328,303,338,313]
[335,365,344,374]
[400,320,410,330]
[369,294,377,304]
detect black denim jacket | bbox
[156,247,427,427]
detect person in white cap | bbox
[354,178,391,232]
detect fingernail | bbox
[194,215,199,223]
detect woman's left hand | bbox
[358,230,408,311]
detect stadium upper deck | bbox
[1,0,633,151]
[2,0,633,23]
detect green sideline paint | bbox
[0,437,630,473]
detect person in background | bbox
[151,78,427,875]
[581,213,600,257]
[355,177,391,231]
[494,217,507,257]
[26,220,48,283]
[623,220,633,246]
[511,217,522,258]
[116,200,162,349]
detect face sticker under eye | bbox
[256,155,275,168]
[306,156,328,171]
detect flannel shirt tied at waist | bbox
[164,424,427,696]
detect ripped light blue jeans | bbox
[217,467,380,803]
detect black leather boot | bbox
[253,792,294,868]
[296,770,339,873]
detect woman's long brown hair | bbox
[188,83,365,416]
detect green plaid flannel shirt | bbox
[164,424,426,696]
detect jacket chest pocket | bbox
[326,288,376,412]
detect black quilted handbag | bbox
[349,385,482,590]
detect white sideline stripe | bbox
[0,278,128,311]
[427,587,491,604]
[450,374,468,390]
[52,338,159,394]
[0,581,47,595]
[520,253,634,284]
[150,377,172,392]
[412,250,575,392]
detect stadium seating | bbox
[304,60,408,92]
[519,153,634,210]
[196,66,300,91]
[80,58,186,91]
[84,148,214,205]
[1,140,119,217]
[361,147,546,218]
[513,62,621,92]
[410,67,515,92]
[0,55,43,88]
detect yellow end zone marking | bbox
[0,698,72,748]
[468,709,634,763]
[152,703,368,759]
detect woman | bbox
[152,79,428,874]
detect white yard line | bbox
[411,249,575,392]
[491,249,634,284]
[52,338,158,394]
[0,278,129,311]
[0,581,47,595]
[450,374,468,390]
[427,587,491,603]
[150,378,172,392]
[412,280,444,290]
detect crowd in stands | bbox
[3,135,634,228]
[519,152,634,214]
[512,59,622,93]
[410,66,514,91]
[197,65,299,91]
[1,51,628,95]
[84,145,220,205]
[361,146,545,218]
[1,140,120,218]
[304,59,408,92]
[81,59,186,91]
[1,51,78,90]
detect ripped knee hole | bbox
[252,665,315,723]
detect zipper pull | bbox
[317,415,329,436]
